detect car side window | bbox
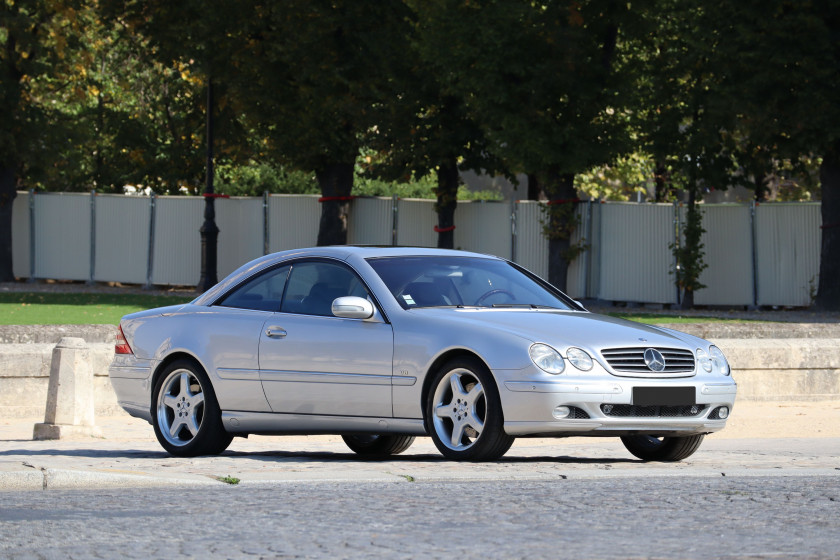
[280,261,369,317]
[216,265,290,312]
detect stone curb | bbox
[2,465,838,491]
[0,468,220,491]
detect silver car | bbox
[110,246,736,462]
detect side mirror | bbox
[331,296,375,319]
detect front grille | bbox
[601,404,708,418]
[600,347,695,374]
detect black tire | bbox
[620,434,705,462]
[152,359,233,457]
[426,356,515,461]
[341,434,416,457]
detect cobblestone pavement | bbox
[1,476,838,559]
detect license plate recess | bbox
[632,386,695,406]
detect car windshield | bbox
[366,256,576,310]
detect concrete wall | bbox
[0,326,119,418]
[1,324,837,419]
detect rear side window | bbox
[216,266,290,311]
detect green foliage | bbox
[215,161,318,196]
[576,153,656,201]
[417,1,634,179]
[214,158,499,200]
[1,0,839,302]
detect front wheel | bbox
[620,434,705,462]
[426,357,514,461]
[152,359,232,457]
[341,434,415,457]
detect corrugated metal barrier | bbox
[8,192,824,307]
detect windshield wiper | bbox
[491,303,560,309]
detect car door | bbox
[258,259,394,418]
[207,264,293,412]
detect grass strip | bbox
[606,312,761,325]
[0,292,194,325]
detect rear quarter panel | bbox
[125,305,272,412]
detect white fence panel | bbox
[454,201,512,259]
[33,193,91,281]
[348,197,394,245]
[12,191,30,279]
[513,201,548,280]
[8,192,826,306]
[396,198,436,247]
[755,203,821,307]
[599,203,677,304]
[695,205,754,306]
[268,195,319,252]
[217,197,264,278]
[93,195,150,284]
[151,196,203,286]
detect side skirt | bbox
[221,411,427,436]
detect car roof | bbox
[193,246,502,305]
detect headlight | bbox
[696,348,712,372]
[566,347,593,371]
[709,345,730,376]
[530,343,565,374]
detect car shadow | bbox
[221,449,639,464]
[0,447,637,464]
[0,448,168,459]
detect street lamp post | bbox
[198,77,218,292]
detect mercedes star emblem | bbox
[643,348,666,372]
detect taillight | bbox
[115,325,134,355]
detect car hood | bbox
[411,308,702,353]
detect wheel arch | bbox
[420,349,497,429]
[150,352,208,407]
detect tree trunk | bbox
[815,143,840,310]
[435,159,459,249]
[0,166,17,282]
[527,173,542,201]
[316,163,354,246]
[543,170,577,292]
[654,162,671,202]
[754,171,768,202]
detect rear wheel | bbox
[341,434,415,457]
[426,357,514,461]
[152,359,232,457]
[620,434,705,462]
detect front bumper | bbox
[498,369,737,437]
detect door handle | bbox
[265,327,287,338]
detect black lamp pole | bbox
[198,77,219,292]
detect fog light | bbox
[602,404,613,414]
[553,406,571,419]
[718,406,730,419]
